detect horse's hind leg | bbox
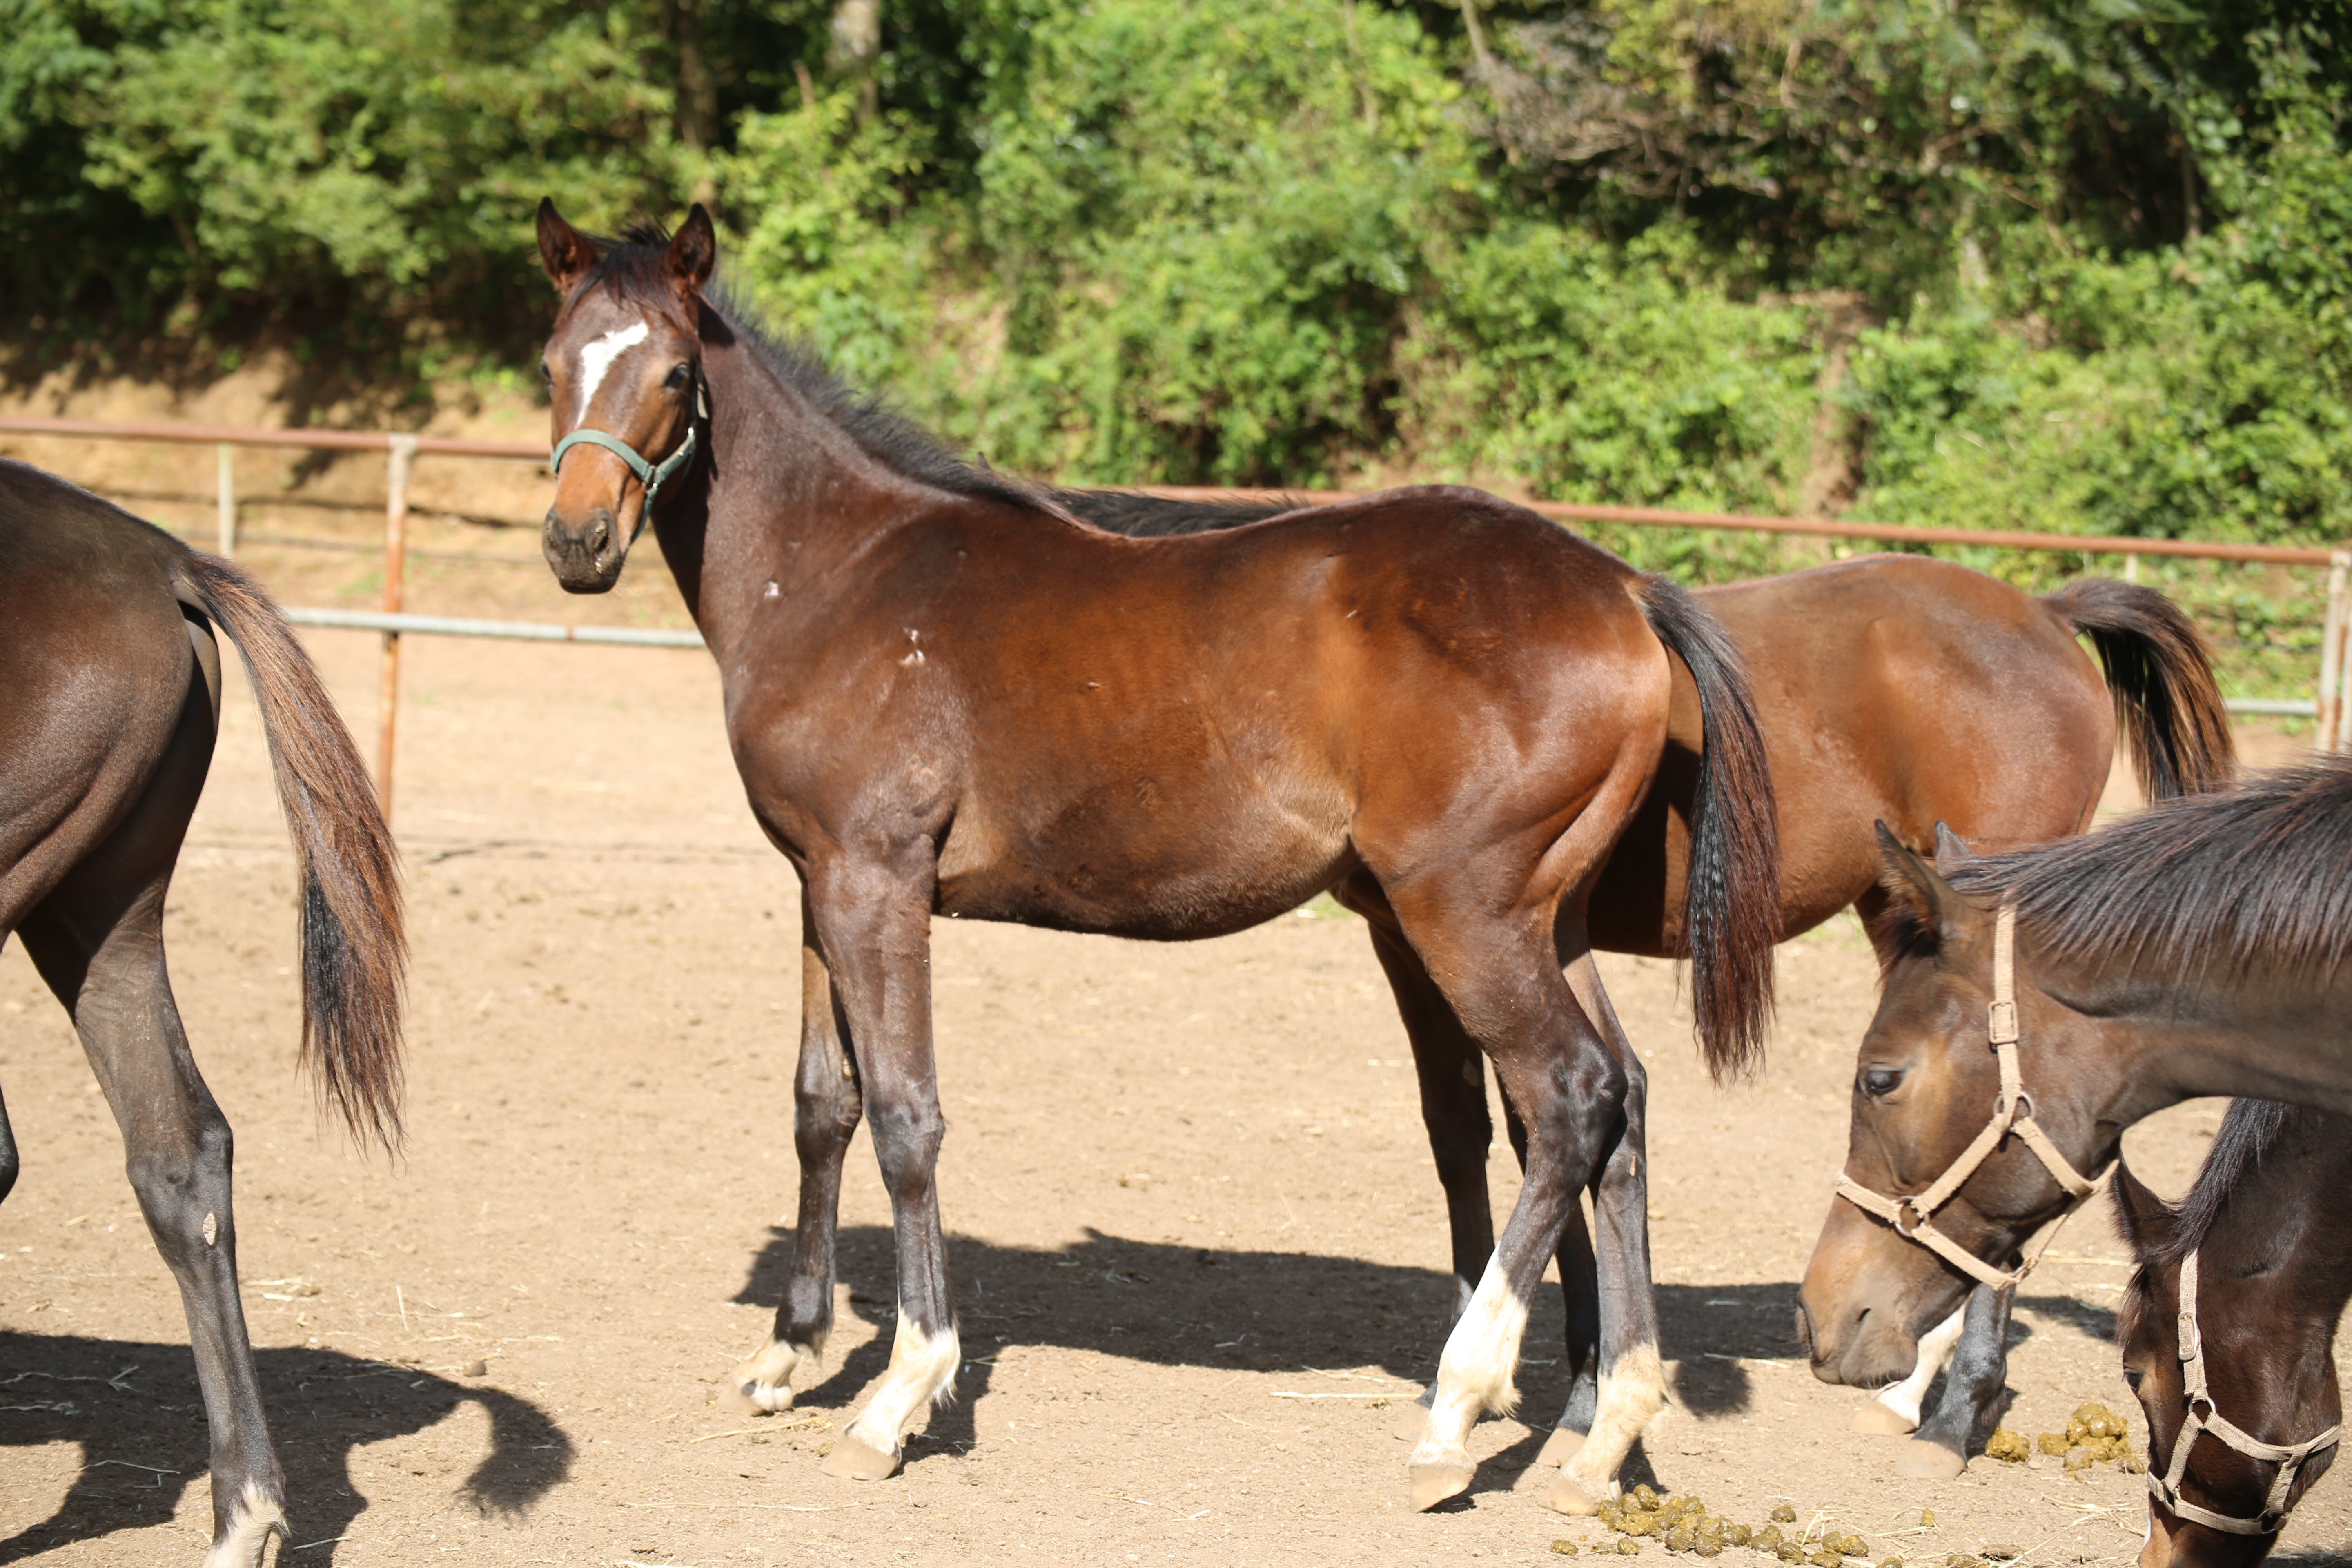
[1531,946,1664,1511]
[1338,873,1497,1441]
[0,1079,18,1206]
[733,893,866,1414]
[1390,890,1627,1512]
[20,871,285,1566]
[1900,1284,2012,1479]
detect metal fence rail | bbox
[281,608,707,648]
[4,412,2343,810]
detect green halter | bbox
[549,368,706,543]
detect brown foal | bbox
[0,459,404,1566]
[1800,763,2352,1406]
[1405,557,2232,1484]
[530,203,1782,1511]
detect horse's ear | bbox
[2109,1159,2174,1256]
[1932,822,1973,875]
[538,198,596,292]
[667,205,716,298]
[1875,821,1973,944]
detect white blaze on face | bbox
[574,320,651,430]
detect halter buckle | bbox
[1987,998,2018,1045]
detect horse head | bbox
[1797,824,2112,1389]
[534,199,714,593]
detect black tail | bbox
[1637,577,1782,1077]
[175,554,406,1147]
[2043,578,2236,800]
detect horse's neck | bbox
[2074,963,2352,1124]
[2207,1112,2352,1345]
[670,337,938,660]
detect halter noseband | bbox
[549,365,707,545]
[2147,1248,2342,1535]
[1833,904,2105,1290]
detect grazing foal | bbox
[529,203,1783,1509]
[1798,761,2352,1392]
[2114,1102,2348,1567]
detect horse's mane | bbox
[2158,1098,2297,1267]
[574,223,1291,539]
[1944,760,2352,983]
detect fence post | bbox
[2123,550,2139,585]
[215,443,236,557]
[2321,553,2351,751]
[377,434,419,816]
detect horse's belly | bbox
[936,791,1352,941]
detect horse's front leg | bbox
[804,855,958,1482]
[1900,1284,2012,1479]
[733,889,865,1413]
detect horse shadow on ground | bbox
[734,1225,1815,1492]
[0,1333,570,1564]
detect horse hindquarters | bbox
[14,637,289,1567]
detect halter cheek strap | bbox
[1833,904,2106,1290]
[2148,1249,2343,1535]
[549,369,708,545]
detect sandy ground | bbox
[0,477,2345,1567]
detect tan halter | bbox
[2148,1249,2343,1535]
[1835,904,2105,1290]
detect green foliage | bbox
[4,0,2351,628]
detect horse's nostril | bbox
[585,518,611,555]
[1794,1306,1814,1354]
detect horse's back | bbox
[1591,555,2110,953]
[0,461,205,930]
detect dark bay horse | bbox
[0,460,405,1566]
[1471,559,2232,1486]
[2114,1100,2349,1566]
[530,203,1783,1511]
[1797,760,2352,1398]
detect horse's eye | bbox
[538,359,552,383]
[665,362,692,390]
[1862,1066,1904,1099]
[2123,1368,2145,1392]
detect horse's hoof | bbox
[1392,1401,1430,1443]
[1546,1470,1605,1516]
[1537,1427,1586,1467]
[1853,1404,1918,1436]
[717,1381,768,1418]
[1409,1461,1475,1511]
[1895,1439,1965,1481]
[820,1432,901,1481]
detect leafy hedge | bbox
[7,0,2351,570]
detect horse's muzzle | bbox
[543,506,622,593]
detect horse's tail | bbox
[174,552,406,1147]
[2042,577,2236,801]
[1636,577,1781,1078]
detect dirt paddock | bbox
[1,625,2346,1568]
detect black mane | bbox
[1946,760,2352,984]
[2160,1098,2297,1266]
[570,227,1298,538]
